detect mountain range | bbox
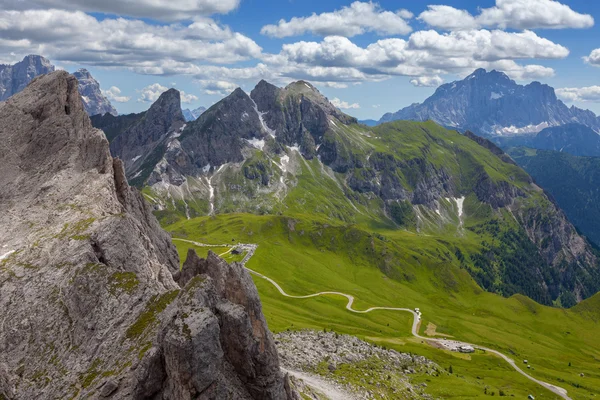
[94,78,600,306]
[379,69,600,137]
[182,106,207,122]
[0,55,116,116]
[0,70,293,399]
[495,123,600,157]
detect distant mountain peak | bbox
[73,68,118,117]
[380,68,600,136]
[0,54,55,101]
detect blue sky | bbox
[1,0,599,118]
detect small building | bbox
[458,345,475,354]
[528,395,535,400]
[523,360,528,364]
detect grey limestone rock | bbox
[73,68,118,117]
[0,70,293,400]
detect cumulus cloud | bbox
[410,76,443,87]
[137,83,197,103]
[180,92,199,103]
[263,30,566,84]
[584,49,600,67]
[138,83,169,103]
[318,82,349,89]
[2,0,240,21]
[556,86,600,102]
[196,80,238,96]
[419,0,594,31]
[330,98,360,109]
[418,6,479,31]
[101,86,130,103]
[0,9,262,68]
[261,1,413,38]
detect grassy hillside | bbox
[149,120,600,305]
[166,214,600,399]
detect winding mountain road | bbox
[173,238,571,400]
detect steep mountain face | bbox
[90,111,144,142]
[379,69,600,136]
[0,55,55,101]
[493,123,600,158]
[0,71,293,399]
[73,68,118,116]
[182,106,207,122]
[100,77,600,305]
[532,123,600,157]
[508,147,600,247]
[109,89,186,186]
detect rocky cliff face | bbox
[0,71,293,399]
[380,69,600,136]
[73,68,118,117]
[0,55,55,101]
[109,89,186,186]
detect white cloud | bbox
[330,97,360,109]
[138,83,169,103]
[410,76,443,87]
[318,82,349,89]
[408,30,569,62]
[137,83,197,103]
[196,80,238,96]
[418,6,479,31]
[584,48,600,67]
[180,92,199,103]
[261,1,412,38]
[3,0,240,21]
[101,86,130,103]
[263,31,566,84]
[556,86,600,102]
[0,9,262,68]
[419,0,594,31]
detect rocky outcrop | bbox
[251,80,357,154]
[0,71,293,399]
[0,54,55,101]
[379,69,600,136]
[276,330,437,400]
[73,68,118,116]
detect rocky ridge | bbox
[379,69,600,136]
[95,78,600,304]
[73,68,118,116]
[0,71,293,399]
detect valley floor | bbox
[173,238,573,400]
[167,214,600,399]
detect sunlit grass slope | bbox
[167,214,600,399]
